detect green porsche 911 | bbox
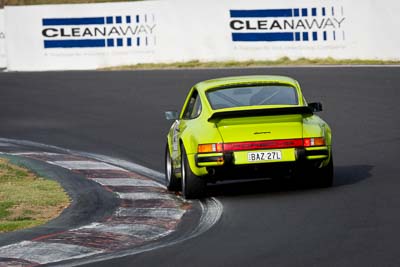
[165,75,333,199]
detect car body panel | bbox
[215,114,304,142]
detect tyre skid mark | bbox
[117,192,174,201]
[0,257,39,267]
[74,169,148,179]
[0,241,103,265]
[11,152,85,162]
[105,185,167,193]
[79,223,171,240]
[49,160,126,171]
[106,217,180,230]
[92,177,162,187]
[35,229,146,251]
[116,207,186,220]
[120,198,182,208]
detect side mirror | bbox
[308,102,323,112]
[165,111,179,120]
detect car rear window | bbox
[206,85,298,110]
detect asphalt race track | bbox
[1,67,400,266]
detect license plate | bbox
[247,151,282,162]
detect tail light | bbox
[303,137,325,147]
[198,143,223,153]
[198,137,325,153]
[223,139,304,151]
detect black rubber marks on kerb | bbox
[0,146,191,266]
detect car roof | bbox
[194,75,299,93]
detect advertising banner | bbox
[4,0,400,71]
[5,2,160,70]
[219,0,400,62]
[0,9,6,68]
[160,0,400,63]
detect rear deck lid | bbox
[214,113,305,143]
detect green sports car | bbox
[165,75,333,199]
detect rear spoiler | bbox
[208,106,313,122]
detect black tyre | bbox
[181,144,206,199]
[294,157,334,188]
[314,156,334,188]
[165,144,181,191]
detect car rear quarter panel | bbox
[302,115,332,145]
[180,114,223,176]
[302,114,332,166]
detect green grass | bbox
[0,158,70,233]
[0,202,13,219]
[100,57,400,71]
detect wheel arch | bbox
[179,137,208,177]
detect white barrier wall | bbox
[0,9,6,68]
[4,0,400,71]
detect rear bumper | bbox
[196,147,329,166]
[196,153,225,167]
[298,146,329,161]
[195,146,330,179]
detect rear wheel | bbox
[294,157,334,188]
[314,157,334,187]
[165,144,181,191]
[181,144,206,199]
